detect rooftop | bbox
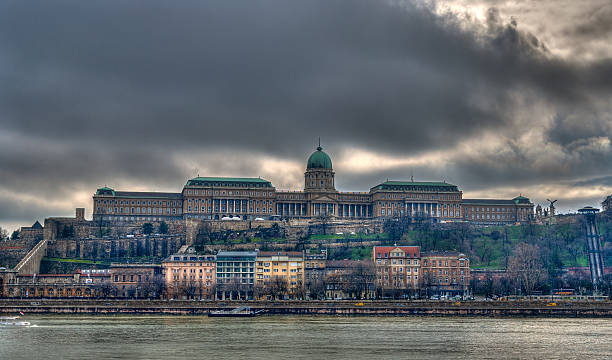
[186,177,273,188]
[463,199,520,206]
[422,251,467,258]
[216,251,259,258]
[257,251,303,258]
[307,146,333,170]
[94,187,182,199]
[114,191,182,199]
[373,246,420,258]
[163,254,216,262]
[372,181,459,192]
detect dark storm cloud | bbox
[572,176,612,188]
[565,4,612,39]
[0,197,64,224]
[1,0,609,155]
[547,110,611,148]
[0,0,610,226]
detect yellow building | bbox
[255,251,305,299]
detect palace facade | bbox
[93,145,533,225]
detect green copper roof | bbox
[307,146,332,169]
[186,177,273,187]
[372,181,459,192]
[96,186,115,196]
[512,195,531,204]
[382,181,457,187]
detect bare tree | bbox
[253,282,266,300]
[0,227,10,241]
[315,213,331,235]
[507,243,548,295]
[263,276,289,300]
[222,278,245,300]
[141,274,166,299]
[291,279,306,300]
[181,280,198,299]
[95,280,116,298]
[306,278,327,300]
[343,261,375,299]
[420,269,435,298]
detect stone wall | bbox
[47,235,186,260]
[0,235,41,269]
[45,217,187,241]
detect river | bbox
[1,315,611,359]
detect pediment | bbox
[311,194,337,202]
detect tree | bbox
[142,223,154,235]
[315,213,331,235]
[142,274,166,299]
[181,280,198,299]
[158,221,169,234]
[561,269,591,295]
[221,278,249,300]
[263,276,289,300]
[507,243,548,295]
[0,227,8,240]
[343,261,376,299]
[127,286,137,298]
[10,230,20,240]
[95,280,116,298]
[95,217,111,237]
[420,269,436,298]
[306,278,327,300]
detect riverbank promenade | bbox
[2,299,612,317]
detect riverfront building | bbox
[110,263,162,298]
[373,246,421,293]
[421,252,470,296]
[215,251,257,300]
[92,144,534,224]
[255,251,305,298]
[0,269,110,298]
[372,247,471,297]
[162,254,216,300]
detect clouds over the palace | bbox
[0,0,610,229]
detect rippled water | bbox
[1,315,611,359]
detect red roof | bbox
[373,246,419,259]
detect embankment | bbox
[1,300,612,317]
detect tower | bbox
[304,143,337,218]
[304,144,335,192]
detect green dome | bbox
[307,146,332,169]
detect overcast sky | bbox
[1,0,611,231]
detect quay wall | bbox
[1,300,611,317]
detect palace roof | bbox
[114,191,182,199]
[463,198,523,206]
[185,177,273,188]
[371,181,459,192]
[95,187,182,199]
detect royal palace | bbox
[93,145,534,225]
